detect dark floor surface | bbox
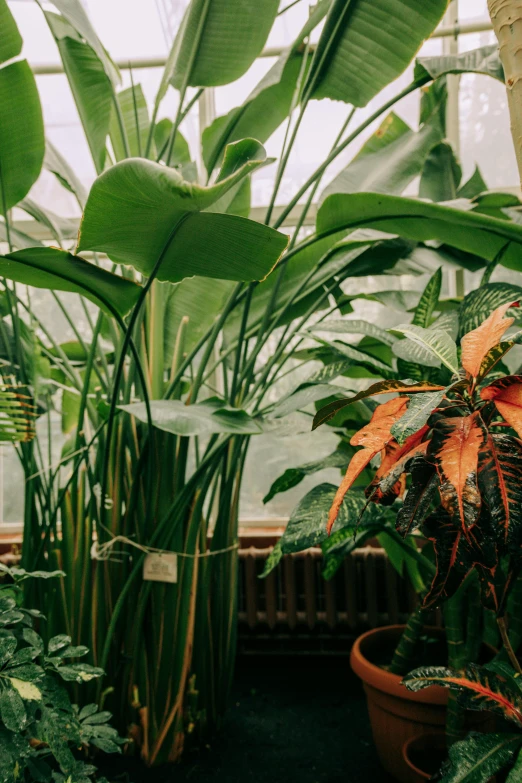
[100,655,395,783]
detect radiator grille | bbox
[237,546,423,654]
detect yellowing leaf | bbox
[9,677,41,701]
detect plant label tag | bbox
[143,553,177,583]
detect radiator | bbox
[237,546,426,654]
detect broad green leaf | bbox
[0,0,22,64]
[169,0,279,89]
[77,143,288,282]
[202,0,330,172]
[391,389,446,445]
[120,398,264,437]
[507,749,522,782]
[154,119,192,168]
[306,0,447,105]
[394,311,459,370]
[419,142,462,203]
[0,686,26,731]
[163,277,234,362]
[320,111,443,203]
[391,323,458,374]
[261,484,379,577]
[110,83,149,161]
[44,140,87,206]
[263,448,351,504]
[48,0,120,86]
[0,248,141,318]
[316,192,522,271]
[45,12,113,174]
[306,319,397,346]
[459,283,522,336]
[415,44,504,84]
[0,61,44,214]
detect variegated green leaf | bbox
[391,323,459,374]
[391,389,446,445]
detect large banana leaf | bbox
[77,140,288,282]
[0,61,44,215]
[167,0,279,90]
[201,0,330,173]
[0,248,141,318]
[319,109,443,202]
[415,44,504,83]
[48,0,120,86]
[0,0,22,63]
[44,11,113,175]
[316,193,522,270]
[305,0,447,105]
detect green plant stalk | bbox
[389,604,426,676]
[444,585,468,745]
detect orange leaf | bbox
[428,412,486,530]
[327,397,408,534]
[481,375,522,438]
[461,301,518,380]
[370,425,429,502]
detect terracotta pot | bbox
[402,733,447,783]
[351,625,494,782]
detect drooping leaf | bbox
[44,140,87,206]
[428,412,487,530]
[415,44,504,84]
[327,397,408,533]
[305,0,447,106]
[0,248,141,318]
[0,61,44,214]
[77,144,288,282]
[44,11,113,174]
[404,664,522,726]
[120,398,263,437]
[312,380,445,429]
[169,0,279,89]
[307,336,396,379]
[316,193,522,272]
[461,301,518,380]
[478,434,522,552]
[391,389,447,446]
[481,376,522,438]
[391,323,459,374]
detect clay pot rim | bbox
[350,624,449,705]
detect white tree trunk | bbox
[488,0,522,188]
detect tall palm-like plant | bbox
[2,0,522,764]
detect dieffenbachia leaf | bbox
[459,282,522,335]
[391,389,447,445]
[312,379,445,430]
[427,412,487,531]
[263,448,351,504]
[391,324,458,374]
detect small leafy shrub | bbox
[0,564,125,783]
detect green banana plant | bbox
[1,0,521,765]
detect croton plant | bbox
[313,300,522,782]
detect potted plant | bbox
[3,0,522,765]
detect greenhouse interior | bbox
[4,0,522,781]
